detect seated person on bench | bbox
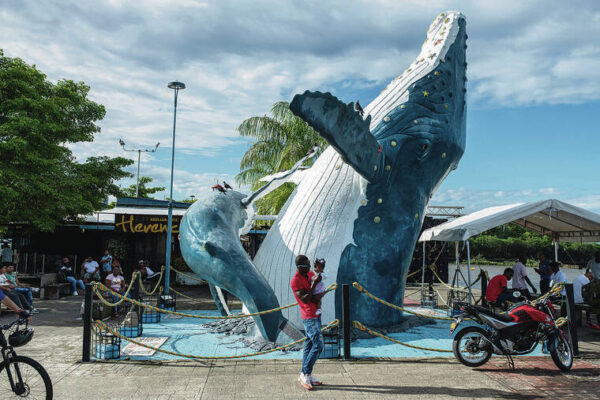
[486,268,521,307]
[0,265,32,313]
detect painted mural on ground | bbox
[180,10,468,341]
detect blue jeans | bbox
[66,276,85,293]
[14,288,33,308]
[301,317,323,375]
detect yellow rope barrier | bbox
[137,266,165,295]
[169,287,206,303]
[430,268,473,293]
[169,266,208,284]
[432,286,448,306]
[352,282,461,321]
[353,321,452,353]
[94,319,339,360]
[93,272,140,306]
[406,268,422,279]
[531,282,565,305]
[92,282,338,319]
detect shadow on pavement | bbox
[313,384,536,399]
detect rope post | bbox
[480,272,488,307]
[564,283,579,357]
[82,283,93,362]
[342,284,351,360]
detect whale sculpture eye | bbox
[417,139,432,161]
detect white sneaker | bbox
[73,291,79,296]
[31,308,40,314]
[309,374,323,386]
[298,373,312,390]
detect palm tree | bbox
[235,101,328,214]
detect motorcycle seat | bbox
[472,305,515,323]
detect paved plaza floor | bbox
[1,292,599,399]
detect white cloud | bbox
[1,0,599,199]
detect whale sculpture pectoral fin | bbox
[290,91,382,183]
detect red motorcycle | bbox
[450,292,573,371]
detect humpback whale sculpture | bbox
[180,11,467,339]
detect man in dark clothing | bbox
[534,252,552,294]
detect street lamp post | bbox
[165,81,185,295]
[119,140,160,198]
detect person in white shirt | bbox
[511,255,537,298]
[573,269,593,304]
[587,252,600,280]
[105,265,127,314]
[550,262,568,296]
[81,256,101,284]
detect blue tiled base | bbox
[121,325,143,338]
[95,344,120,360]
[320,345,340,359]
[142,313,161,323]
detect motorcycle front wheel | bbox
[549,332,573,371]
[452,326,492,367]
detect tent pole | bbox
[421,242,426,296]
[455,241,460,285]
[466,240,473,305]
[554,240,559,262]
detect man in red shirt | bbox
[486,268,515,305]
[290,254,326,390]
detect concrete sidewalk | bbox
[1,294,599,399]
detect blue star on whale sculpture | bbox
[180,11,467,340]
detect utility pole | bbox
[119,139,160,197]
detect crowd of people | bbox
[57,250,160,295]
[485,251,600,326]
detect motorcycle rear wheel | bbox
[549,333,573,371]
[453,326,492,367]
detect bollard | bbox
[342,284,351,360]
[564,283,579,357]
[480,272,488,307]
[82,283,93,362]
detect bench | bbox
[575,303,600,326]
[40,273,72,300]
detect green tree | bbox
[0,50,133,231]
[120,176,165,198]
[235,101,328,214]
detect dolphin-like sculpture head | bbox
[179,190,283,341]
[288,11,467,325]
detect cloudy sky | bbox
[1,0,599,212]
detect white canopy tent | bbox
[417,199,600,303]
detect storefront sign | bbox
[115,214,181,234]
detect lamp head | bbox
[168,81,186,90]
